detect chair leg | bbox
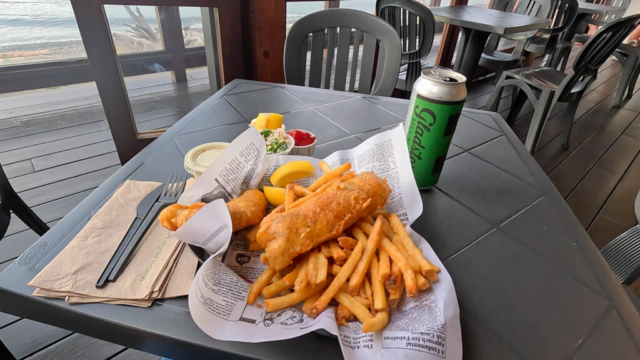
[627,63,640,101]
[9,194,49,236]
[507,89,528,126]
[560,54,570,73]
[484,72,508,112]
[524,91,553,154]
[616,54,636,107]
[493,64,507,85]
[561,99,581,150]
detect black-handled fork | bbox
[107,173,188,283]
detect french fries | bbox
[363,277,374,313]
[329,240,346,262]
[359,222,418,297]
[334,289,374,323]
[244,170,441,334]
[349,217,383,295]
[307,249,319,285]
[369,253,387,311]
[294,256,310,292]
[336,303,355,325]
[362,310,389,333]
[307,163,351,191]
[378,249,390,282]
[291,183,312,197]
[331,264,342,275]
[338,237,357,250]
[317,251,328,284]
[302,292,322,317]
[319,160,331,173]
[321,242,332,258]
[247,224,264,251]
[265,279,327,312]
[285,184,296,211]
[247,267,277,305]
[389,213,440,279]
[262,263,301,298]
[386,260,402,289]
[388,273,404,308]
[288,178,340,210]
[310,240,365,317]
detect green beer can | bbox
[404,68,467,189]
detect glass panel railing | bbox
[104,5,165,54]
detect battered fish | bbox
[258,172,391,271]
[159,189,267,232]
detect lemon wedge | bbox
[270,161,315,187]
[252,113,268,131]
[263,186,286,206]
[265,113,283,129]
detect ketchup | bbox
[287,130,316,146]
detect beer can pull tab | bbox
[432,69,459,83]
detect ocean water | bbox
[0,0,203,51]
[0,0,488,52]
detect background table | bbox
[1,80,639,359]
[563,1,628,43]
[431,6,550,78]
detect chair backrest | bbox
[543,0,579,35]
[593,0,631,21]
[376,0,435,65]
[559,15,640,100]
[510,0,552,18]
[376,0,435,91]
[485,0,551,51]
[284,9,402,96]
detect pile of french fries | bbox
[245,161,440,333]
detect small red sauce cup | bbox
[287,129,317,156]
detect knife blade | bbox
[95,185,164,288]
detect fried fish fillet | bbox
[159,189,267,232]
[226,189,268,232]
[258,172,391,271]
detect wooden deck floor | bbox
[1,45,640,359]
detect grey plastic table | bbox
[1,80,639,359]
[563,1,628,42]
[430,5,550,78]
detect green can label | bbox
[406,94,464,188]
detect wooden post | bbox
[202,7,222,93]
[435,0,468,69]
[249,0,286,83]
[158,6,188,83]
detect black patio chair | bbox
[0,164,49,239]
[601,190,640,286]
[484,15,640,153]
[0,163,49,360]
[478,0,552,81]
[376,0,436,94]
[573,0,631,44]
[284,8,402,97]
[552,0,631,71]
[527,0,579,66]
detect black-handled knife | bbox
[107,201,171,282]
[95,186,163,288]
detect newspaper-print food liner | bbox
[176,126,462,360]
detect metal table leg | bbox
[454,27,491,79]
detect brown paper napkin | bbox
[29,180,198,307]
